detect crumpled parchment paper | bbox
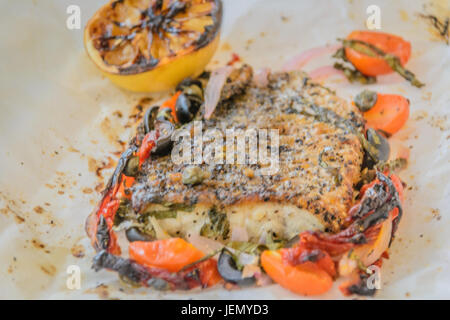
[0,0,448,299]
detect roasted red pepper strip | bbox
[139,131,158,167]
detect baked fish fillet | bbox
[128,67,364,243]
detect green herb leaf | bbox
[200,207,230,240]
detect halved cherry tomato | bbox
[364,93,409,135]
[261,250,333,296]
[346,30,411,76]
[129,238,205,273]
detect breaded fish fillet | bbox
[129,68,364,242]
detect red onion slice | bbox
[204,66,233,120]
[187,234,224,254]
[282,44,342,71]
[230,226,249,242]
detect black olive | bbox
[217,249,255,286]
[175,93,194,124]
[367,128,390,162]
[144,105,160,133]
[354,90,378,112]
[125,227,154,242]
[151,119,175,155]
[123,156,139,177]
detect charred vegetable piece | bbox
[366,129,390,163]
[126,227,155,242]
[96,215,110,251]
[354,90,378,112]
[144,105,160,134]
[376,158,408,173]
[340,272,377,296]
[105,146,138,191]
[92,250,195,290]
[333,61,376,84]
[152,120,175,155]
[182,166,210,185]
[217,249,255,286]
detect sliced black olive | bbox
[125,227,155,242]
[217,249,255,286]
[175,93,194,124]
[151,119,175,155]
[354,90,378,112]
[367,128,390,162]
[123,155,139,177]
[144,105,160,134]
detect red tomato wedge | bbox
[363,93,409,135]
[261,250,333,296]
[346,30,411,76]
[129,238,204,273]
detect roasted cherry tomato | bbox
[345,30,411,76]
[364,93,409,135]
[261,249,333,296]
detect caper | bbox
[123,156,139,177]
[354,90,378,112]
[182,166,209,185]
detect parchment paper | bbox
[0,0,448,299]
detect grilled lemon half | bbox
[84,0,222,92]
